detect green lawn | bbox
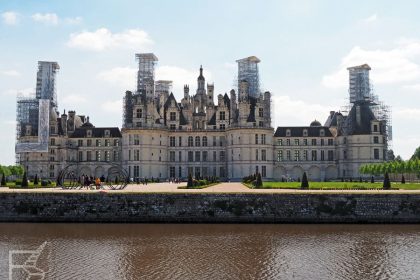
[1,181,56,188]
[256,181,420,190]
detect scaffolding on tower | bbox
[236,56,260,99]
[136,53,158,93]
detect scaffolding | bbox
[155,80,173,95]
[347,64,373,104]
[136,53,158,93]
[36,61,60,107]
[236,56,260,99]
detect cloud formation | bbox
[364,14,378,23]
[1,70,20,77]
[67,28,153,51]
[322,39,420,88]
[31,13,59,25]
[1,11,19,25]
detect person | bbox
[95,177,101,189]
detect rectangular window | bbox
[311,139,317,146]
[321,139,324,146]
[170,151,175,162]
[303,139,308,146]
[259,121,264,127]
[261,166,266,177]
[105,139,110,147]
[328,139,333,146]
[114,150,119,161]
[303,150,308,161]
[294,150,300,161]
[277,150,283,161]
[134,166,140,178]
[220,111,225,120]
[256,149,259,161]
[78,139,83,147]
[220,167,225,178]
[262,149,266,161]
[374,124,378,132]
[195,151,201,162]
[213,151,217,161]
[373,136,379,144]
[178,166,182,178]
[261,134,266,144]
[220,151,225,161]
[294,139,299,146]
[134,135,140,145]
[328,150,334,161]
[321,150,325,161]
[169,166,175,178]
[220,124,225,130]
[170,124,176,130]
[311,150,317,161]
[213,136,217,146]
[374,148,380,159]
[78,151,83,161]
[344,150,347,160]
[255,134,259,144]
[96,139,101,147]
[286,150,291,161]
[178,151,182,162]
[188,151,194,162]
[203,151,208,162]
[286,139,290,146]
[170,112,176,121]
[277,139,282,146]
[170,136,176,147]
[87,139,92,147]
[96,151,101,161]
[259,108,264,117]
[219,136,225,146]
[134,150,140,161]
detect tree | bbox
[387,149,396,161]
[187,173,193,188]
[301,172,309,189]
[371,176,374,183]
[21,172,28,187]
[383,171,391,190]
[255,173,263,187]
[34,174,39,185]
[411,146,420,160]
[395,155,403,162]
[401,175,406,184]
[1,173,6,186]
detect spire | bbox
[198,65,204,80]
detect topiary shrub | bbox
[41,180,49,187]
[21,172,28,187]
[383,172,391,190]
[401,175,406,184]
[255,173,263,188]
[371,176,375,183]
[301,172,309,189]
[187,173,193,188]
[1,173,6,187]
[34,174,39,185]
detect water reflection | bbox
[1,224,420,280]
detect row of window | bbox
[78,139,119,147]
[255,134,267,145]
[168,166,226,178]
[284,129,326,137]
[77,150,119,162]
[168,136,226,147]
[277,150,334,161]
[277,138,334,146]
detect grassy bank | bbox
[251,181,420,190]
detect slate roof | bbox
[208,113,216,125]
[345,103,377,135]
[69,127,122,138]
[274,126,333,137]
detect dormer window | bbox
[303,129,308,137]
[320,129,325,137]
[286,129,291,137]
[87,130,92,137]
[104,130,110,137]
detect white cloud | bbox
[64,16,82,25]
[1,11,19,25]
[97,65,206,98]
[2,88,34,97]
[62,94,87,104]
[402,84,420,91]
[272,95,333,126]
[364,14,378,23]
[393,107,420,120]
[31,13,59,25]
[1,70,20,77]
[67,28,153,51]
[322,40,420,88]
[101,100,123,113]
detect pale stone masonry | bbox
[16,55,388,181]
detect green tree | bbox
[301,172,309,189]
[21,171,28,187]
[383,171,391,190]
[411,146,420,160]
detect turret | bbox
[61,110,68,136]
[239,80,249,101]
[184,85,189,99]
[207,83,214,105]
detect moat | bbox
[2,223,420,280]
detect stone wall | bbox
[1,193,420,223]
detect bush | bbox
[1,173,6,186]
[34,174,39,185]
[371,176,375,183]
[15,180,22,186]
[255,173,263,187]
[401,175,406,184]
[41,180,49,187]
[187,173,193,188]
[301,172,309,189]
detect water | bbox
[1,224,420,280]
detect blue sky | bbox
[1,0,420,164]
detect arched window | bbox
[195,136,200,147]
[202,136,208,147]
[188,136,193,147]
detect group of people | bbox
[80,174,105,189]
